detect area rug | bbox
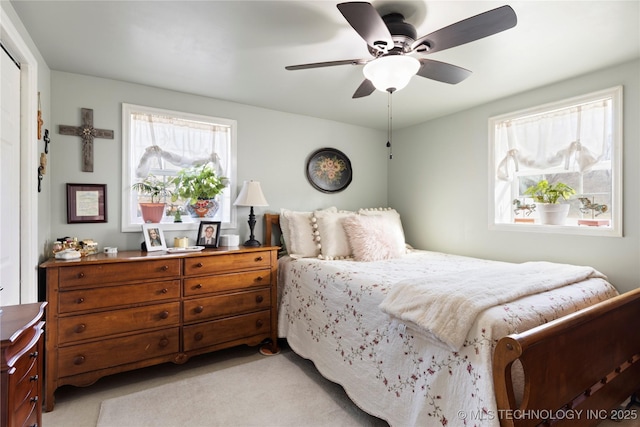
[97,351,387,427]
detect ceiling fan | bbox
[285,2,518,98]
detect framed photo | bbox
[67,183,107,223]
[197,221,221,248]
[306,147,352,193]
[142,223,167,252]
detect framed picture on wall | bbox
[197,221,221,248]
[142,223,166,252]
[66,183,107,223]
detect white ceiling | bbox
[10,1,640,130]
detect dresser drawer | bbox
[183,311,270,351]
[57,328,179,377]
[12,347,39,408]
[11,341,39,383]
[59,279,180,313]
[183,289,271,323]
[58,302,180,344]
[58,259,181,288]
[183,269,271,296]
[183,251,271,276]
[14,396,38,427]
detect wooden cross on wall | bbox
[59,108,114,172]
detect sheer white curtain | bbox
[131,113,229,179]
[129,112,232,224]
[495,98,611,181]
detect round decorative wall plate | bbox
[306,148,352,193]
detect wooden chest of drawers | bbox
[1,302,47,427]
[40,246,278,411]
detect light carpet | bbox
[97,351,388,427]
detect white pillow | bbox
[281,207,336,258]
[313,210,356,260]
[343,215,405,262]
[357,207,406,254]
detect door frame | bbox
[1,7,39,303]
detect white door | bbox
[0,46,22,306]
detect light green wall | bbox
[5,0,639,298]
[389,59,640,293]
[49,71,387,251]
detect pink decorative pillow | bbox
[342,215,404,262]
[358,207,406,254]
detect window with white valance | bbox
[489,86,622,236]
[122,103,237,232]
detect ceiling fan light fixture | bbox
[363,55,420,93]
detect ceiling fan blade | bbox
[337,2,393,53]
[417,59,471,84]
[411,5,517,54]
[285,58,369,71]
[352,79,375,98]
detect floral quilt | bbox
[277,250,618,427]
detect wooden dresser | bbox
[39,246,278,411]
[1,302,47,427]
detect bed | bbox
[265,210,640,427]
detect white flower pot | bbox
[538,203,570,225]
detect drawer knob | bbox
[196,262,204,268]
[159,310,169,319]
[30,396,39,403]
[74,355,86,365]
[159,338,169,347]
[29,351,39,359]
[161,288,168,294]
[255,256,263,262]
[76,297,85,304]
[75,324,86,333]
[195,284,203,289]
[255,276,263,282]
[78,272,85,278]
[194,332,204,341]
[256,319,264,328]
[30,374,39,382]
[255,295,264,303]
[195,305,204,314]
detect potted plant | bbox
[131,175,173,223]
[170,163,228,218]
[523,179,576,225]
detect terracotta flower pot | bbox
[139,202,165,223]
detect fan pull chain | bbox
[387,89,393,160]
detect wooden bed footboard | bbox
[493,287,640,427]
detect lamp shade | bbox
[233,180,268,207]
[363,55,420,93]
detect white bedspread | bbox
[379,261,606,351]
[277,250,618,427]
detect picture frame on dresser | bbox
[142,223,166,251]
[197,221,221,248]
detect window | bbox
[489,86,622,236]
[122,104,237,232]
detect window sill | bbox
[490,221,621,237]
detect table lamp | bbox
[233,180,268,247]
